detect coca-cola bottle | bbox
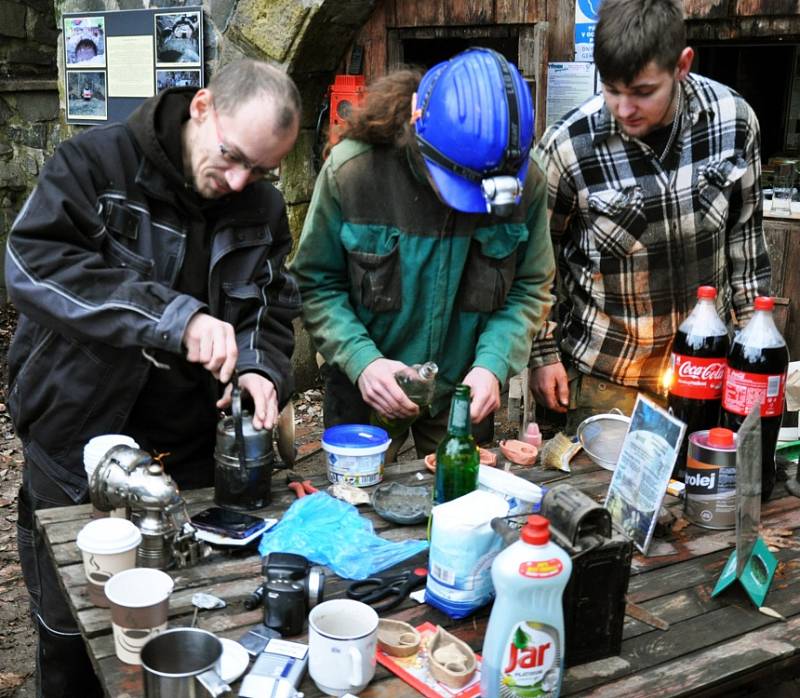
[667,286,729,480]
[721,296,789,501]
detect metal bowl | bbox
[577,413,631,471]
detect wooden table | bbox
[37,453,800,697]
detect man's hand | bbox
[217,373,279,430]
[530,363,569,413]
[357,358,419,419]
[183,313,238,383]
[462,366,500,423]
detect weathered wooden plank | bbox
[570,613,800,697]
[394,0,448,26]
[684,0,729,19]
[735,0,800,16]
[446,0,495,25]
[495,0,544,23]
[546,0,574,61]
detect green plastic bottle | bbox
[371,362,438,438]
[434,384,479,504]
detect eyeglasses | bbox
[210,102,281,183]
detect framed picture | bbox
[156,69,202,93]
[604,395,686,554]
[64,16,107,68]
[155,11,202,66]
[66,71,108,122]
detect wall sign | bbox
[63,7,204,126]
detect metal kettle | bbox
[214,376,274,511]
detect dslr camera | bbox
[261,552,325,636]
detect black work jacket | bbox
[5,89,300,502]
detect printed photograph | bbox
[66,71,107,121]
[155,12,201,66]
[156,69,202,93]
[64,16,106,68]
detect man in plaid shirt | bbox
[530,0,771,432]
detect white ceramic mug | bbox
[308,599,378,696]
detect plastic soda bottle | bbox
[720,296,789,501]
[371,362,438,438]
[666,286,729,480]
[481,515,572,697]
[434,384,479,504]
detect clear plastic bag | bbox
[257,492,428,580]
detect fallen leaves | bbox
[0,672,26,691]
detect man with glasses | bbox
[6,58,300,696]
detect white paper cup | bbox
[309,599,378,696]
[104,568,174,665]
[76,518,141,607]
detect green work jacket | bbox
[291,139,555,415]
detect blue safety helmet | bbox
[414,48,534,215]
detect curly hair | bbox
[337,69,424,148]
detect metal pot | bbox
[214,378,274,511]
[140,628,230,697]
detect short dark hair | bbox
[594,0,685,84]
[208,59,301,134]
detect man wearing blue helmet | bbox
[531,0,769,432]
[293,48,555,459]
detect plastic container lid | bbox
[84,434,139,474]
[754,296,775,311]
[697,286,717,299]
[521,515,550,545]
[322,424,390,456]
[103,568,174,607]
[708,427,735,448]
[478,465,543,505]
[76,518,142,555]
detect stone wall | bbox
[0,0,61,299]
[1,0,377,386]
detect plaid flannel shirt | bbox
[531,73,770,392]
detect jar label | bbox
[518,559,563,579]
[722,369,786,417]
[669,354,726,399]
[500,621,561,696]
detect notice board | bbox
[63,7,204,125]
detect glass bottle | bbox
[434,384,479,504]
[371,362,438,438]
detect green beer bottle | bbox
[434,384,479,504]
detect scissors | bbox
[346,567,427,613]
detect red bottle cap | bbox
[708,427,735,448]
[697,286,717,300]
[754,296,774,311]
[521,515,550,545]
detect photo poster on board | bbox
[63,7,204,125]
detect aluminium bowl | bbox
[577,413,631,471]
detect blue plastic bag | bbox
[258,492,428,580]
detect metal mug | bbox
[140,628,230,697]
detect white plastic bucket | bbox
[478,465,543,516]
[321,424,390,487]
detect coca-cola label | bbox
[722,368,786,417]
[670,354,726,399]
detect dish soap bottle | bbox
[481,515,572,697]
[371,361,438,438]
